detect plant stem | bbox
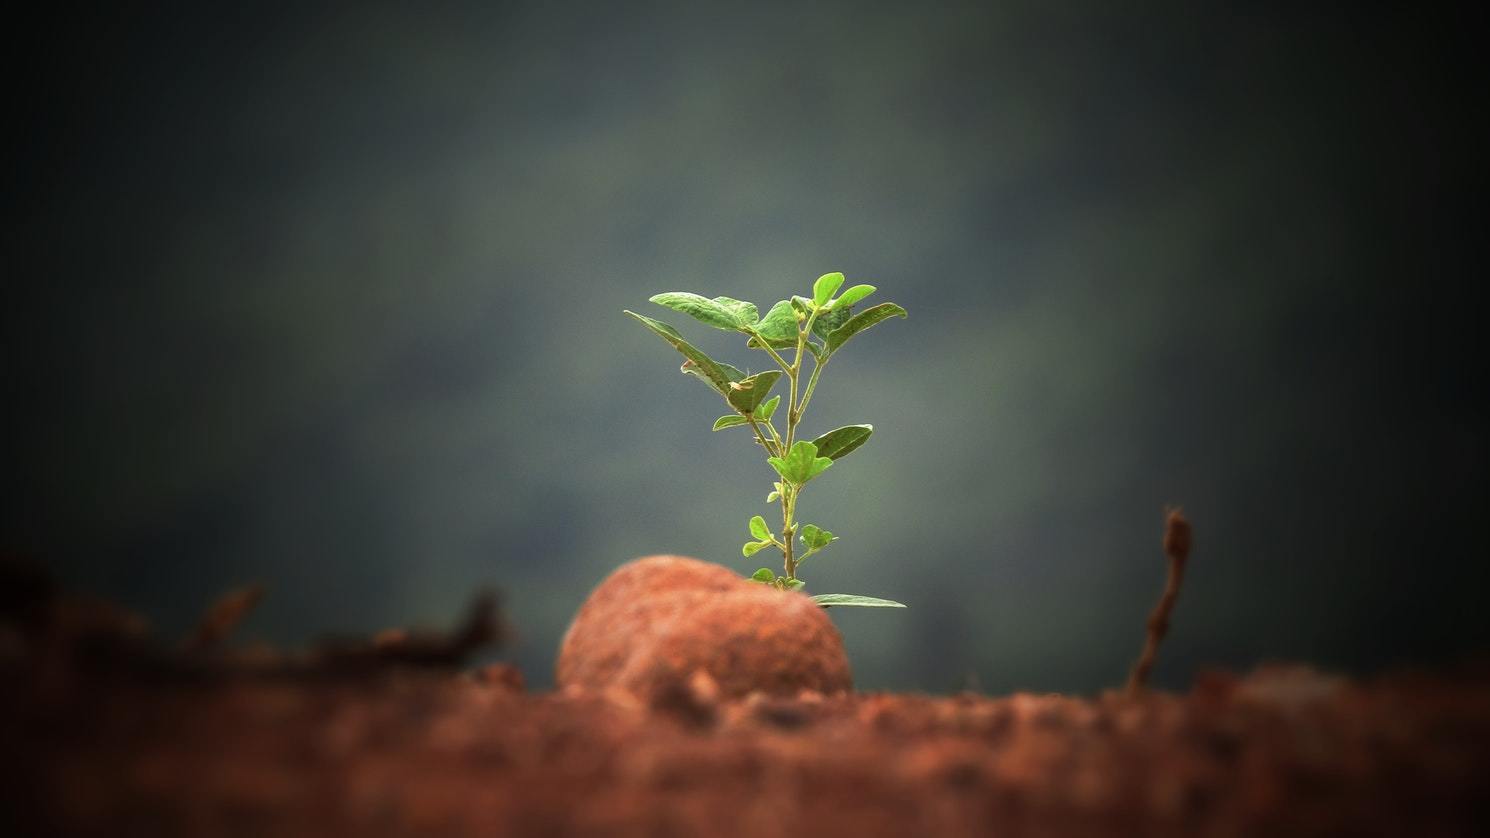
[744,328,793,374]
[785,309,818,448]
[797,356,826,417]
[781,483,798,579]
[1126,508,1192,696]
[776,307,821,582]
[762,418,783,450]
[747,417,779,458]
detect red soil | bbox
[3,556,1487,836]
[557,555,852,700]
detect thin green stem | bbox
[785,309,818,449]
[797,355,827,417]
[781,483,798,579]
[777,306,826,581]
[747,417,779,458]
[743,328,793,374]
[762,417,784,450]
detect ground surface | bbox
[3,561,1487,837]
[6,660,1489,837]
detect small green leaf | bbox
[726,369,782,415]
[713,415,749,431]
[810,424,873,461]
[833,284,875,308]
[784,578,806,591]
[824,302,908,355]
[624,311,739,395]
[748,515,771,540]
[751,567,776,583]
[743,540,769,557]
[649,292,754,331]
[766,490,780,503]
[811,594,907,608]
[766,440,834,486]
[756,395,780,422]
[805,455,833,481]
[812,272,845,307]
[748,300,798,348]
[799,524,836,551]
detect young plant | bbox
[624,272,907,609]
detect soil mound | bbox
[556,555,852,700]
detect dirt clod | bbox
[556,555,852,700]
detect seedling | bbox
[624,272,907,609]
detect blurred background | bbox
[5,1,1485,693]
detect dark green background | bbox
[7,2,1485,693]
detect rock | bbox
[556,555,852,700]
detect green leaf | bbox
[649,292,755,331]
[748,515,771,540]
[824,302,908,355]
[713,415,749,431]
[799,524,836,551]
[766,440,835,486]
[810,424,873,461]
[766,489,780,503]
[710,296,759,327]
[832,284,875,308]
[812,272,845,307]
[811,594,907,609]
[748,300,798,348]
[751,567,776,583]
[681,359,745,395]
[726,369,783,415]
[743,540,769,557]
[810,301,853,342]
[756,395,780,423]
[784,578,806,591]
[624,311,739,395]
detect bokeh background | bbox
[7,2,1485,693]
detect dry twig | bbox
[1126,508,1192,695]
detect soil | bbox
[557,555,852,700]
[4,560,1488,837]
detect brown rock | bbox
[557,555,852,700]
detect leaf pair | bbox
[742,515,774,556]
[712,393,780,431]
[812,272,876,311]
[749,567,805,591]
[647,282,906,365]
[766,441,834,486]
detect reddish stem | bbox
[1126,508,1192,696]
